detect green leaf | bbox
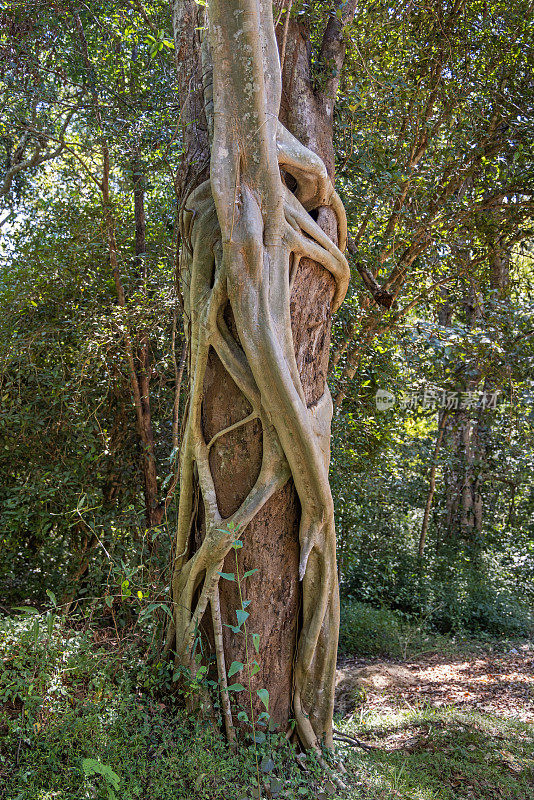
[257,688,269,711]
[217,572,235,582]
[237,710,249,722]
[227,682,246,692]
[261,756,275,773]
[224,623,242,634]
[252,633,260,653]
[82,759,120,790]
[46,589,57,607]
[250,660,260,676]
[236,609,249,627]
[227,660,244,678]
[243,569,259,578]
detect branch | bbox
[1,98,83,201]
[347,236,394,309]
[279,0,293,71]
[332,270,466,408]
[332,729,378,751]
[317,0,358,105]
[130,0,159,34]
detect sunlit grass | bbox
[338,706,534,799]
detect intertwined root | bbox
[169,0,349,750]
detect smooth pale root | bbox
[168,0,349,751]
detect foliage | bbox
[2,607,532,799]
[0,0,531,645]
[332,257,533,638]
[338,601,431,659]
[0,609,342,800]
[332,0,533,401]
[0,0,181,602]
[0,3,533,795]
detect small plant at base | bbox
[217,522,270,799]
[82,758,121,800]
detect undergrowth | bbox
[0,608,336,800]
[338,599,533,660]
[338,601,440,659]
[2,605,533,800]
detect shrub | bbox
[342,536,534,638]
[338,600,422,658]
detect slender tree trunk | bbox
[131,155,163,530]
[168,1,352,750]
[419,411,449,557]
[442,237,510,544]
[73,11,163,534]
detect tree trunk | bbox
[168,1,351,750]
[131,155,163,530]
[442,239,510,544]
[418,410,449,557]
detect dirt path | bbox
[336,644,534,722]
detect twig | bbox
[333,729,379,751]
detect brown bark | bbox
[203,248,337,728]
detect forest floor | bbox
[336,642,534,799]
[337,642,534,721]
[1,608,532,800]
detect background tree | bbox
[0,0,181,597]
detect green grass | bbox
[0,610,335,800]
[338,599,532,661]
[337,706,534,799]
[338,601,437,658]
